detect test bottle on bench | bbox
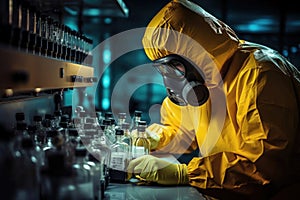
[132,121,150,159]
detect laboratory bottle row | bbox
[0,108,152,199]
[0,0,94,66]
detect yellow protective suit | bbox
[142,0,300,194]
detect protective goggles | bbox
[153,55,186,79]
[153,54,206,82]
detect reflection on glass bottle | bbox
[13,136,40,200]
[109,129,130,183]
[132,121,150,159]
[102,119,115,145]
[121,122,132,154]
[116,112,127,130]
[86,153,103,200]
[130,110,142,132]
[32,115,46,145]
[87,127,111,191]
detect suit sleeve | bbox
[148,97,198,154]
[187,63,299,192]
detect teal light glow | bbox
[83,8,101,17]
[291,46,298,53]
[235,24,271,32]
[102,75,110,88]
[289,20,300,26]
[64,19,78,31]
[283,49,289,57]
[103,49,111,64]
[104,18,112,24]
[102,98,110,110]
[64,7,77,16]
[235,18,275,32]
[252,18,273,25]
[63,89,73,106]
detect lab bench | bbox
[104,183,206,200]
[104,153,206,200]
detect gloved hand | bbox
[146,123,163,150]
[146,129,160,150]
[127,155,189,185]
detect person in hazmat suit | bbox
[127,0,300,199]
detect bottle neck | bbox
[134,117,141,124]
[116,134,124,142]
[118,118,126,126]
[123,128,130,137]
[137,128,146,138]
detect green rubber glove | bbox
[127,155,189,185]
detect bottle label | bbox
[110,152,126,171]
[132,146,146,158]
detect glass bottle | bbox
[61,125,76,169]
[130,110,142,132]
[96,111,103,125]
[13,122,30,151]
[0,126,15,199]
[53,110,62,128]
[109,129,130,183]
[88,133,111,192]
[116,112,127,129]
[102,119,115,145]
[41,132,92,199]
[71,148,94,200]
[32,115,46,145]
[14,112,26,129]
[13,136,40,200]
[132,121,150,159]
[86,153,104,200]
[43,130,64,159]
[121,122,132,159]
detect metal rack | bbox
[0,46,96,96]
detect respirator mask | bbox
[153,54,209,106]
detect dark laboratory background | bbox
[0,0,299,199]
[0,0,300,127]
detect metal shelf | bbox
[0,46,96,95]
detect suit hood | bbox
[142,0,240,87]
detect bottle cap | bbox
[104,112,113,119]
[15,112,25,121]
[121,122,130,130]
[60,114,70,122]
[102,119,111,126]
[68,128,79,137]
[118,112,126,119]
[115,129,124,135]
[138,121,147,126]
[109,117,115,125]
[134,110,142,117]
